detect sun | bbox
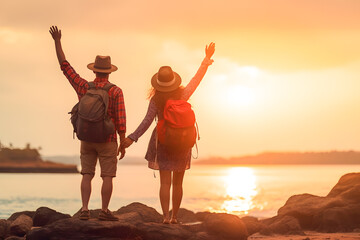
[208,65,261,111]
[225,85,255,108]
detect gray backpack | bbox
[69,82,115,143]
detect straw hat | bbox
[87,55,118,73]
[151,66,182,92]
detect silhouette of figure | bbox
[121,42,215,224]
[49,26,126,221]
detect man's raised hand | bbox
[49,26,61,41]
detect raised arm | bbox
[49,26,66,65]
[182,42,215,100]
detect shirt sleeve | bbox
[128,99,157,142]
[60,60,88,99]
[115,89,126,133]
[182,57,213,101]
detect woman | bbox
[121,42,215,224]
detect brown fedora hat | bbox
[87,55,118,73]
[151,66,182,92]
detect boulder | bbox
[4,236,25,240]
[203,213,248,240]
[0,219,11,239]
[7,211,35,222]
[27,213,203,240]
[73,209,101,219]
[115,202,162,223]
[241,216,264,235]
[263,215,304,235]
[9,214,32,237]
[169,208,198,223]
[136,222,193,240]
[272,172,360,232]
[33,207,71,226]
[27,217,141,240]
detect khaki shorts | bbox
[80,141,118,177]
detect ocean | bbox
[0,164,357,219]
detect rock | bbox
[169,208,198,223]
[327,172,360,198]
[27,214,203,240]
[27,217,141,240]
[0,219,11,239]
[314,206,359,232]
[203,213,248,240]
[115,202,162,223]
[5,236,25,240]
[265,215,304,235]
[7,211,35,222]
[73,209,101,219]
[272,172,360,232]
[33,207,71,227]
[241,216,264,235]
[9,214,33,237]
[137,222,193,240]
[194,211,212,221]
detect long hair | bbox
[148,86,184,112]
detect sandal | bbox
[98,209,119,221]
[79,209,90,220]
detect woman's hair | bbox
[148,86,184,111]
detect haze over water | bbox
[0,164,355,219]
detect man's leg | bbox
[97,142,119,221]
[101,176,113,211]
[80,141,97,215]
[81,173,94,211]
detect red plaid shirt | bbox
[61,61,126,142]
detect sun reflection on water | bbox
[220,167,258,214]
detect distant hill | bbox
[196,151,360,165]
[0,146,78,173]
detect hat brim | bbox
[151,72,182,92]
[87,63,118,73]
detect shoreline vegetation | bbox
[1,172,360,239]
[0,144,78,173]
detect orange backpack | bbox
[156,99,198,152]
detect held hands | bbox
[49,26,61,41]
[205,42,215,59]
[121,137,134,149]
[117,145,125,160]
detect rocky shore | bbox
[1,172,360,240]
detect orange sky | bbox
[0,0,360,158]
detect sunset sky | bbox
[1,0,360,158]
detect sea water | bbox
[0,164,357,219]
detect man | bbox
[49,26,126,221]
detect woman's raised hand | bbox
[205,42,215,59]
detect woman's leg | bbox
[159,170,172,222]
[171,170,185,223]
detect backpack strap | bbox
[88,82,96,89]
[102,83,115,92]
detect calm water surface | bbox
[0,164,358,219]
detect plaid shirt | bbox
[61,61,126,142]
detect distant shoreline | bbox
[195,150,360,165]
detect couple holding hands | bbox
[49,26,215,224]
